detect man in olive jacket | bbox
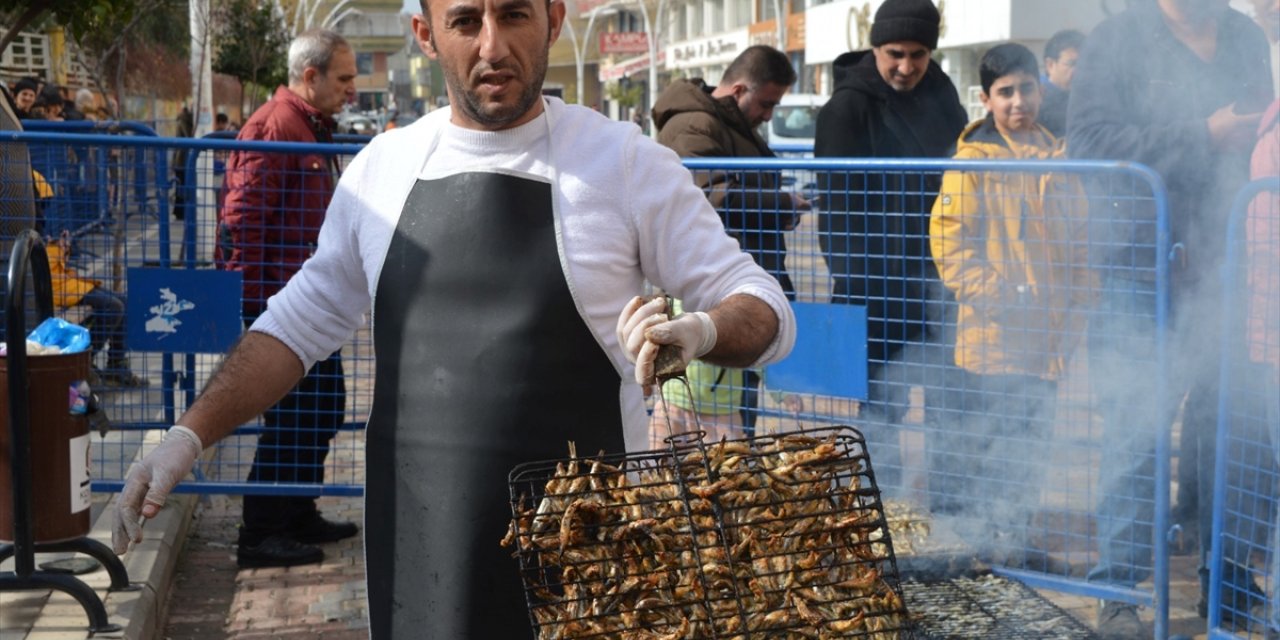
[652,44,808,434]
[653,44,809,296]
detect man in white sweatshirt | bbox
[111,0,796,637]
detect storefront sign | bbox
[804,0,873,66]
[598,50,667,81]
[749,20,779,49]
[665,29,749,70]
[600,31,649,54]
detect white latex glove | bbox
[616,296,670,365]
[112,425,202,554]
[635,311,717,388]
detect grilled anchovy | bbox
[504,427,910,639]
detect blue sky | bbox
[402,0,418,13]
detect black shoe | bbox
[237,535,324,568]
[1198,581,1268,629]
[100,368,150,387]
[288,515,359,544]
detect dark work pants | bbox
[241,353,346,543]
[81,286,127,364]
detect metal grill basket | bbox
[504,426,910,639]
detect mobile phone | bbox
[1235,88,1269,115]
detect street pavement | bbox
[161,494,367,640]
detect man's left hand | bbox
[616,296,670,364]
[635,311,717,390]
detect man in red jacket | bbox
[217,28,359,568]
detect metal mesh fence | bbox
[1,129,371,498]
[672,157,1174,635]
[1208,177,1280,639]
[1,134,1185,635]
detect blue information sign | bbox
[126,268,242,354]
[765,302,868,400]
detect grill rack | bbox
[902,573,1098,639]
[505,426,910,639]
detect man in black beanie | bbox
[814,0,966,493]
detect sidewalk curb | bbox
[105,493,198,640]
[7,492,197,639]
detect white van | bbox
[765,93,828,152]
[765,93,827,195]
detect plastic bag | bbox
[26,317,91,354]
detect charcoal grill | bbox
[903,573,1098,639]
[505,426,911,639]
[878,501,1097,640]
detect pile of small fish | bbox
[503,429,909,639]
[882,501,935,558]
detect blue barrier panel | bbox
[126,267,242,353]
[676,156,1173,639]
[1,130,371,502]
[764,301,867,399]
[16,122,168,244]
[1207,177,1280,640]
[0,135,1185,636]
[21,120,160,137]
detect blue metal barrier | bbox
[16,122,168,243]
[1,131,371,501]
[678,156,1174,638]
[0,137,1186,635]
[21,120,161,136]
[1207,177,1280,639]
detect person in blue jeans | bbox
[1245,82,1279,634]
[1271,391,1280,635]
[1068,0,1272,636]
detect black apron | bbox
[367,164,626,638]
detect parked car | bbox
[337,112,379,136]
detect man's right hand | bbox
[112,426,203,554]
[1208,103,1263,153]
[791,192,813,211]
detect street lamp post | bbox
[562,4,619,106]
[291,0,362,35]
[773,0,786,51]
[629,0,666,137]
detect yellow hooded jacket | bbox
[46,239,99,309]
[930,115,1095,380]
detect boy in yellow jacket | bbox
[928,43,1093,561]
[48,230,148,386]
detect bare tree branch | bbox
[0,4,49,59]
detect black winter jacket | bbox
[814,50,967,364]
[1068,2,1272,284]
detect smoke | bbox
[649,0,1279,588]
[782,0,1275,582]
